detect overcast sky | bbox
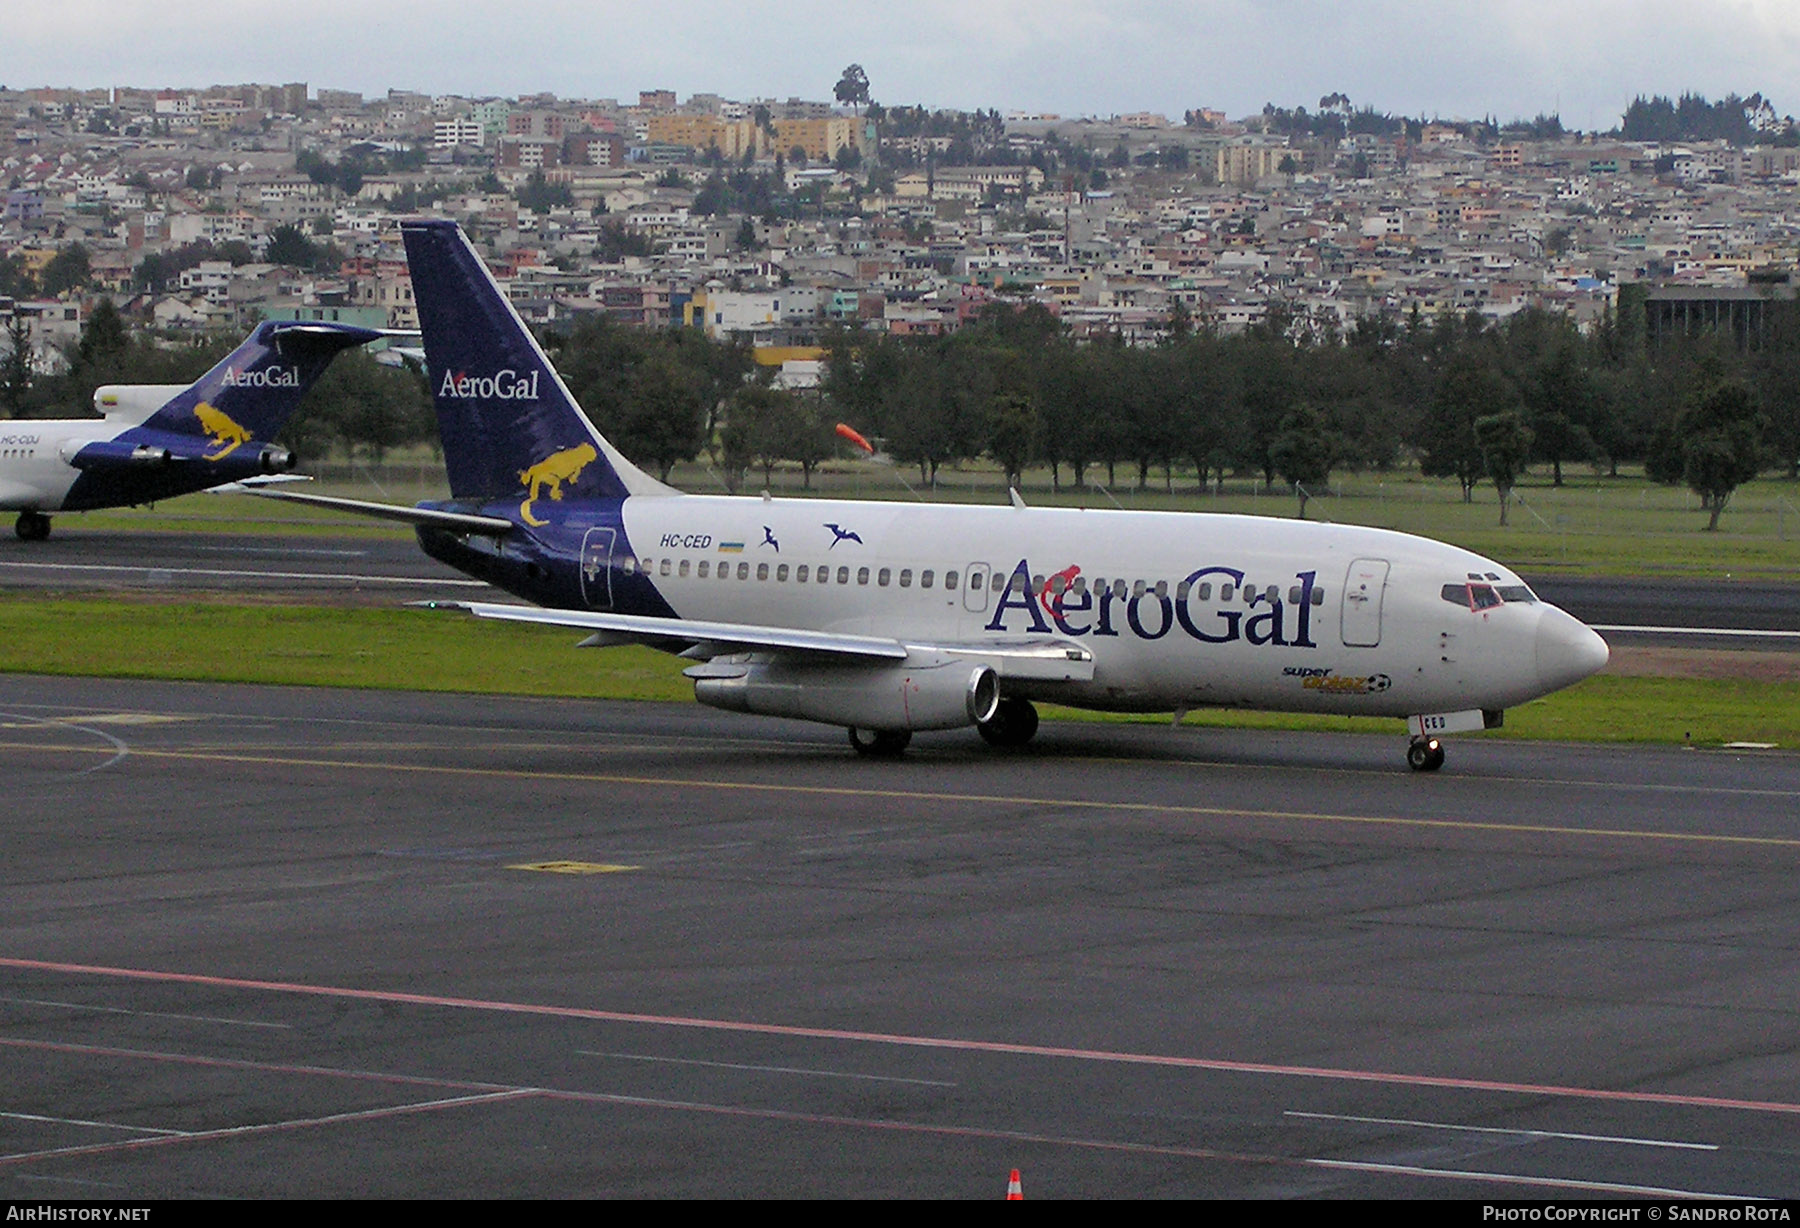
[7,1,1800,131]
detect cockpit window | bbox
[1441,581,1510,610]
[1497,585,1537,604]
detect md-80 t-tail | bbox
[1,320,379,540]
[267,220,1608,770]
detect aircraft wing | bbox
[417,601,1096,680]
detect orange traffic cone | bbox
[1006,1168,1023,1199]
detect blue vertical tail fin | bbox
[140,321,382,447]
[399,218,676,505]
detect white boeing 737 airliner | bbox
[262,221,1610,770]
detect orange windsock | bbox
[835,422,874,454]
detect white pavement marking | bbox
[577,1049,958,1087]
[0,711,129,774]
[0,1111,186,1137]
[1285,1109,1718,1151]
[0,995,291,1030]
[1595,623,1800,639]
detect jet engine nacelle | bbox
[691,652,1001,732]
[256,445,295,474]
[61,439,173,469]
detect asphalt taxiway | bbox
[3,674,1799,1198]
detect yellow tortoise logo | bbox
[518,443,597,526]
[194,401,251,461]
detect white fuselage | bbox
[588,494,1590,720]
[0,418,124,511]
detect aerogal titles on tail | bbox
[257,219,1608,772]
[1,320,380,540]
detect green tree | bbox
[833,64,871,113]
[1672,381,1766,530]
[1419,345,1517,502]
[2,315,33,417]
[292,348,434,462]
[40,243,91,296]
[0,252,36,299]
[1474,411,1533,526]
[988,391,1039,491]
[265,224,318,269]
[1270,404,1336,518]
[721,381,802,490]
[622,350,708,482]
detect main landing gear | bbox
[849,727,912,757]
[14,511,50,542]
[1407,737,1446,772]
[977,698,1039,749]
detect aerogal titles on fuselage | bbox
[985,560,1320,649]
[219,366,300,388]
[438,369,541,400]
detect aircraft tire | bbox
[849,727,912,757]
[15,511,50,542]
[1407,738,1444,772]
[977,698,1039,748]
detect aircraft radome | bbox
[259,220,1609,771]
[1,320,379,540]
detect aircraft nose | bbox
[1536,606,1610,692]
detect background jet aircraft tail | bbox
[399,218,676,505]
[53,320,382,515]
[136,321,381,447]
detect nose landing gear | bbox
[1407,737,1446,772]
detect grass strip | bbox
[0,596,1793,750]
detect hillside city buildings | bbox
[4,81,1799,383]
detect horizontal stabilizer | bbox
[233,487,515,535]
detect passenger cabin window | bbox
[777,564,789,581]
[660,559,672,577]
[878,567,891,586]
[921,570,934,589]
[898,569,912,588]
[679,560,690,577]
[737,562,749,580]
[757,563,769,581]
[837,566,849,584]
[796,564,809,582]
[857,567,870,585]
[945,570,958,591]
